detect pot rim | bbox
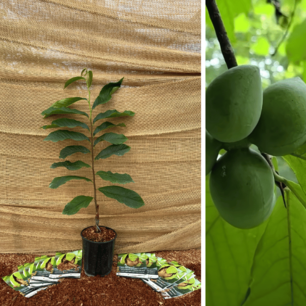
[80,225,117,244]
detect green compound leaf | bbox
[41,107,89,118]
[92,78,124,110]
[51,97,87,108]
[51,161,91,171]
[44,130,89,142]
[62,196,93,215]
[95,144,130,160]
[64,77,86,89]
[49,118,89,130]
[93,122,126,136]
[94,132,128,146]
[59,145,90,159]
[49,176,92,189]
[98,186,144,208]
[86,70,93,88]
[96,171,134,184]
[93,110,135,124]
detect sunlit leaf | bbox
[234,13,250,33]
[251,37,270,56]
[64,77,86,89]
[93,122,126,136]
[51,161,91,171]
[41,107,89,118]
[286,19,306,64]
[95,144,130,160]
[96,171,134,184]
[93,110,135,124]
[43,130,89,142]
[94,133,128,146]
[59,146,90,159]
[98,186,144,208]
[51,97,87,109]
[92,78,124,109]
[49,176,92,189]
[62,196,93,215]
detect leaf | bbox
[59,145,90,159]
[41,124,59,129]
[211,0,252,42]
[62,196,93,215]
[51,161,91,171]
[98,186,144,208]
[64,77,86,89]
[94,133,128,146]
[283,155,306,196]
[93,110,135,124]
[92,78,124,110]
[50,118,89,130]
[290,142,306,160]
[93,122,126,136]
[41,107,89,118]
[81,68,87,77]
[206,176,267,306]
[234,13,250,33]
[243,192,306,306]
[96,171,134,184]
[251,37,270,56]
[286,19,306,64]
[49,176,92,189]
[43,130,89,142]
[86,70,93,88]
[95,144,130,160]
[51,97,87,109]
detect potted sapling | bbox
[41,69,145,277]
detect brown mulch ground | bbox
[0,249,201,306]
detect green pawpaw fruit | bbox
[206,131,222,175]
[249,77,306,156]
[210,148,275,229]
[206,65,262,143]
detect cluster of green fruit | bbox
[206,65,306,229]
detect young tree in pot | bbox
[41,69,145,277]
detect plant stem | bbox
[88,89,100,233]
[206,0,237,69]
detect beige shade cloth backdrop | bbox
[0,0,201,255]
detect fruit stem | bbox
[272,169,287,184]
[206,0,237,69]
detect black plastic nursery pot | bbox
[81,226,117,277]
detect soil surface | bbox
[0,249,201,306]
[82,226,116,242]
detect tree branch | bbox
[206,0,237,69]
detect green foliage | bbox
[51,161,91,171]
[94,132,128,146]
[95,144,130,160]
[42,69,144,218]
[98,186,145,209]
[41,107,89,118]
[96,171,134,184]
[93,122,126,136]
[62,196,93,215]
[59,146,90,159]
[93,110,135,124]
[44,130,89,142]
[49,176,92,189]
[42,118,90,131]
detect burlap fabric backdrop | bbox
[0,0,201,254]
